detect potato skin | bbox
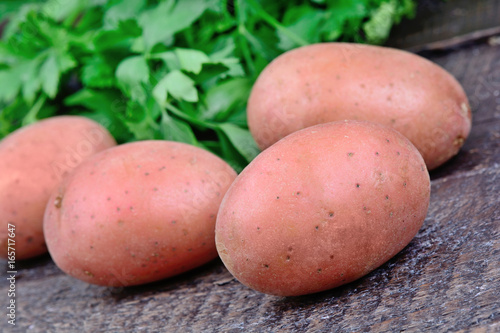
[0,116,116,260]
[216,121,430,296]
[247,42,472,170]
[44,141,237,287]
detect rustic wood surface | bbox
[2,10,500,333]
[387,0,500,52]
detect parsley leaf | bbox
[139,0,210,50]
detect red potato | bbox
[247,42,472,170]
[216,121,430,296]
[0,116,116,260]
[44,141,237,287]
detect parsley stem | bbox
[245,0,309,47]
[164,102,218,130]
[22,95,47,126]
[235,0,255,76]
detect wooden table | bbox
[2,5,500,333]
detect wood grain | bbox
[1,22,500,333]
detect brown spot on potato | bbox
[328,211,334,217]
[453,136,465,146]
[54,196,63,208]
[84,270,94,277]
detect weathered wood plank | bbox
[1,22,500,333]
[387,0,500,52]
